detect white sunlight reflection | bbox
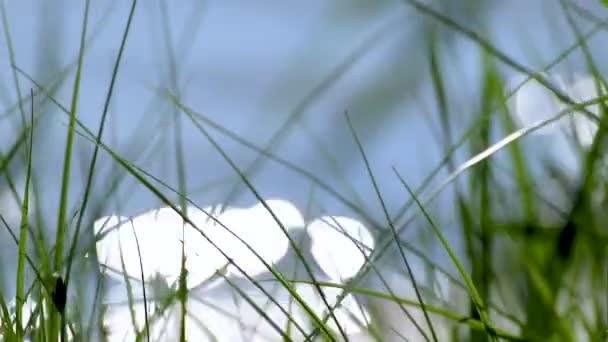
[209,199,305,277]
[1,300,76,341]
[94,199,375,341]
[507,73,568,135]
[507,72,605,147]
[1,299,35,341]
[93,208,225,289]
[565,74,606,147]
[308,216,375,282]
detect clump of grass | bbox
[1,1,608,341]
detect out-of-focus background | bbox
[1,1,607,341]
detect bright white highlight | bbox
[308,215,375,282]
[507,73,567,135]
[94,208,226,288]
[208,199,305,276]
[94,199,375,340]
[507,72,605,147]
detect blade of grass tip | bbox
[214,12,403,217]
[64,0,137,306]
[15,88,35,341]
[167,93,346,341]
[339,138,470,305]
[52,0,91,340]
[341,111,437,342]
[299,120,366,210]
[129,219,150,342]
[158,2,189,341]
[392,167,499,341]
[401,0,601,127]
[11,50,112,281]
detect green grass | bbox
[1,1,608,341]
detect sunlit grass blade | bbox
[216,12,404,215]
[14,89,35,341]
[51,0,91,339]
